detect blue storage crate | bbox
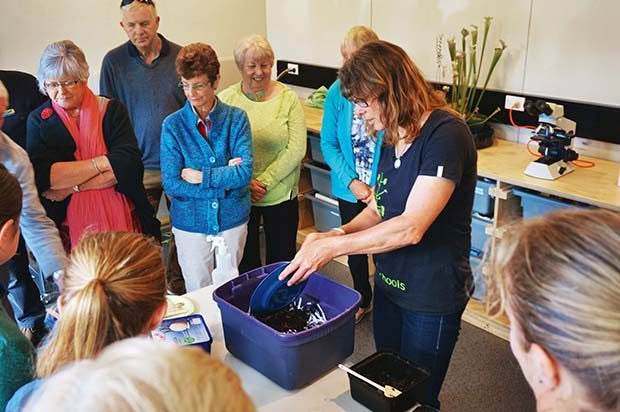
[473,179,495,217]
[213,263,361,390]
[470,256,486,301]
[308,134,326,165]
[513,188,582,219]
[304,161,333,197]
[305,192,341,232]
[471,215,491,257]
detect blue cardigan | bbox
[161,99,253,234]
[320,80,383,203]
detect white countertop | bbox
[184,286,371,412]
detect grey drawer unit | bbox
[304,192,341,232]
[304,162,334,197]
[308,134,326,165]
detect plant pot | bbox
[468,121,495,150]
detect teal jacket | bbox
[320,80,383,203]
[161,99,253,234]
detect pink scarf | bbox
[52,86,139,248]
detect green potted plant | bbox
[445,17,507,149]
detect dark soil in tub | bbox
[254,301,325,333]
[355,353,428,392]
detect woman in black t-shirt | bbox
[279,40,477,410]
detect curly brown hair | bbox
[339,40,458,146]
[175,43,220,84]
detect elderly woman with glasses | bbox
[219,34,306,274]
[26,40,160,250]
[161,43,252,292]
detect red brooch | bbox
[41,108,53,120]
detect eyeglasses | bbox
[350,97,369,108]
[178,81,210,92]
[44,80,81,90]
[120,0,154,7]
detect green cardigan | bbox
[0,305,34,410]
[219,82,307,206]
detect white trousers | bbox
[172,224,248,292]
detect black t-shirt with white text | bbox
[373,109,477,313]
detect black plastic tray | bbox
[348,351,430,412]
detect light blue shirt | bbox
[0,131,67,276]
[320,80,383,203]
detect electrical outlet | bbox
[287,63,299,75]
[505,95,525,111]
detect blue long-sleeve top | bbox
[320,80,383,203]
[161,99,253,235]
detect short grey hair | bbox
[0,80,8,101]
[233,34,274,70]
[37,40,89,94]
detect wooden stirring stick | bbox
[338,364,402,398]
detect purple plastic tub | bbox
[213,262,361,390]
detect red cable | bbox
[571,159,595,168]
[509,108,536,130]
[528,140,596,168]
[527,140,542,158]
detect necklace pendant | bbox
[394,158,401,169]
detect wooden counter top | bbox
[478,139,620,211]
[304,103,324,135]
[303,104,620,211]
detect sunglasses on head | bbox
[120,0,154,7]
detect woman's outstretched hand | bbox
[278,230,342,286]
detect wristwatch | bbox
[52,269,65,292]
[72,184,80,192]
[52,269,64,282]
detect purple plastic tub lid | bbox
[151,314,212,346]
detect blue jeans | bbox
[2,236,45,329]
[373,286,465,410]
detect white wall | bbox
[525,0,620,106]
[373,0,530,93]
[0,0,267,92]
[266,0,620,157]
[266,0,620,107]
[266,0,371,68]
